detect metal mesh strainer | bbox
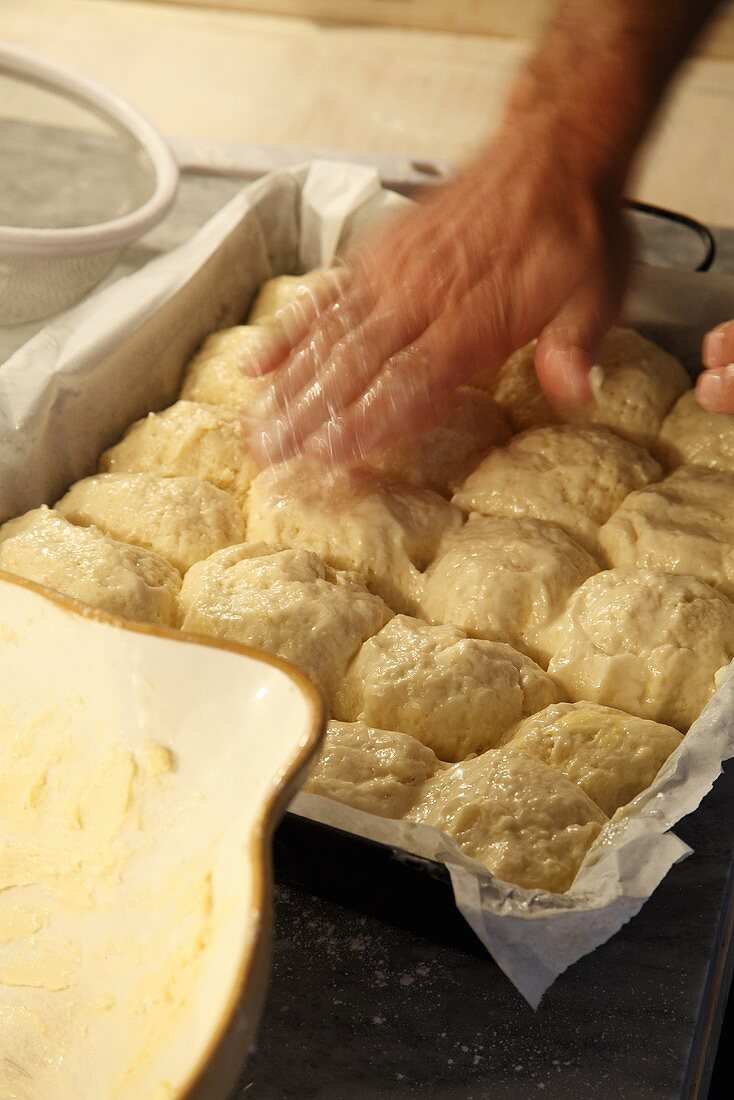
[0,45,178,325]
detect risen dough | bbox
[544,568,734,730]
[407,749,606,893]
[502,701,682,816]
[657,389,734,473]
[421,514,598,664]
[471,327,689,447]
[304,720,440,817]
[0,507,180,626]
[180,326,272,408]
[248,269,335,323]
[367,387,510,495]
[179,542,391,699]
[247,465,461,614]
[452,424,662,553]
[333,615,559,761]
[599,466,734,598]
[56,473,245,575]
[99,401,256,508]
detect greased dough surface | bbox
[421,514,598,664]
[99,401,256,507]
[502,701,682,816]
[367,387,510,495]
[0,507,180,626]
[657,389,734,473]
[407,749,606,893]
[304,720,440,817]
[599,466,734,597]
[544,568,734,730]
[248,269,335,323]
[452,424,662,553]
[333,615,559,761]
[180,326,272,408]
[471,327,689,446]
[179,542,391,699]
[247,465,462,614]
[56,473,245,574]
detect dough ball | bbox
[180,326,272,408]
[0,507,180,626]
[407,749,606,893]
[544,568,734,730]
[599,466,734,598]
[452,424,662,553]
[333,615,559,762]
[367,387,510,495]
[304,720,440,818]
[471,327,689,447]
[179,542,391,700]
[248,269,335,323]
[502,702,682,816]
[657,389,734,473]
[99,401,256,508]
[56,473,245,575]
[421,514,598,664]
[247,465,462,614]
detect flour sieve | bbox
[0,45,178,325]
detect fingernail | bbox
[546,349,593,406]
[696,365,734,412]
[703,327,727,365]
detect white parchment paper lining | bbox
[2,161,734,1009]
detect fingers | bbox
[534,279,617,410]
[696,366,734,414]
[703,320,734,370]
[240,266,351,377]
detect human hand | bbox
[696,321,734,413]
[246,123,630,468]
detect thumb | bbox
[534,280,616,411]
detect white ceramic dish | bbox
[0,571,324,1099]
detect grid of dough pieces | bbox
[3,269,728,896]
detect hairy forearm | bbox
[502,0,722,192]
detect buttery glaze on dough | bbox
[599,466,734,597]
[99,400,257,509]
[0,507,180,626]
[56,473,245,575]
[421,513,598,664]
[333,615,559,761]
[453,424,662,554]
[247,464,462,614]
[180,325,273,408]
[471,326,690,447]
[544,568,734,730]
[406,749,607,894]
[501,701,682,816]
[657,389,734,473]
[247,269,336,323]
[180,542,391,700]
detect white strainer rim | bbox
[0,44,179,257]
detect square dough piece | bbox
[657,389,734,473]
[543,568,734,730]
[247,269,335,323]
[366,387,510,496]
[406,749,607,893]
[180,326,273,408]
[304,720,441,818]
[452,424,662,554]
[501,701,682,816]
[179,542,391,700]
[0,507,180,626]
[598,466,734,598]
[471,327,689,447]
[56,473,245,575]
[99,401,256,509]
[420,514,599,665]
[247,465,462,614]
[333,615,559,762]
